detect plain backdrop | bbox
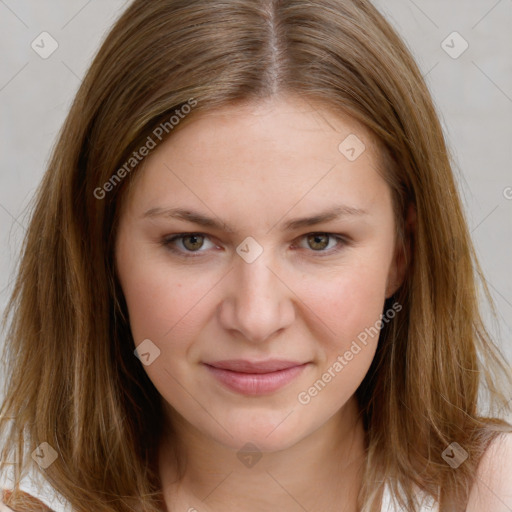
[0,1,511,510]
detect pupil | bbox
[185,235,203,251]
[309,234,328,250]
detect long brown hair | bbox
[1,1,511,511]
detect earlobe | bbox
[385,203,416,298]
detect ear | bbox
[385,202,416,298]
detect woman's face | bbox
[115,95,405,453]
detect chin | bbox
[210,409,314,453]
[218,429,305,455]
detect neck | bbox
[158,396,367,512]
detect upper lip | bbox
[204,359,306,374]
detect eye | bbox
[294,233,348,255]
[162,233,217,256]
[161,232,348,258]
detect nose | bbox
[217,247,295,343]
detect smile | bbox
[203,360,309,396]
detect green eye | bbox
[162,233,216,256]
[293,233,349,256]
[180,234,206,251]
[162,232,348,258]
[305,233,332,251]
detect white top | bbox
[381,484,438,511]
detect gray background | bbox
[0,1,511,510]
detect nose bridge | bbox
[221,244,293,343]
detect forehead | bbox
[166,95,379,161]
[122,95,388,217]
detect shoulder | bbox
[1,489,56,512]
[466,431,512,512]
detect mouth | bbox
[203,359,309,396]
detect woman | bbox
[1,1,511,511]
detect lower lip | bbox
[204,363,308,396]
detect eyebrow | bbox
[142,205,368,233]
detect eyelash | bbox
[161,232,350,258]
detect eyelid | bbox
[162,232,218,256]
[292,231,349,257]
[161,232,350,258]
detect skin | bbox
[115,94,409,512]
[467,433,512,511]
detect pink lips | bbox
[204,359,308,395]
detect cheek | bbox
[120,262,210,345]
[294,269,388,414]
[295,261,390,347]
[120,245,391,353]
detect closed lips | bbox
[203,360,310,396]
[204,359,306,373]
